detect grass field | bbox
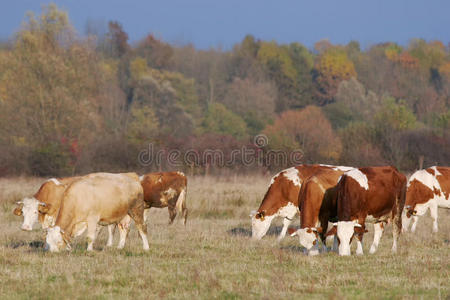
[0,175,449,299]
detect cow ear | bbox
[288,228,297,236]
[316,227,323,233]
[38,203,50,214]
[326,225,337,237]
[13,207,23,216]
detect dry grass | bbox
[0,175,449,299]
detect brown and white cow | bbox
[326,166,406,256]
[45,172,149,252]
[289,168,351,255]
[13,177,81,231]
[13,176,120,247]
[140,171,188,225]
[250,164,353,241]
[402,166,450,233]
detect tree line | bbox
[0,4,449,176]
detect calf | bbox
[402,166,450,233]
[327,166,406,256]
[45,172,149,252]
[140,171,188,225]
[250,164,353,241]
[289,168,348,255]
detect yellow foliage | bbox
[130,57,148,81]
[316,48,356,80]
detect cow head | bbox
[327,221,362,256]
[15,197,45,231]
[45,226,71,252]
[289,227,322,256]
[249,210,274,240]
[401,205,417,232]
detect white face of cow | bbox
[337,221,361,256]
[18,197,40,231]
[250,211,274,240]
[296,228,317,251]
[45,226,67,252]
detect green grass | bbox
[0,175,449,299]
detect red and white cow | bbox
[250,164,353,241]
[402,166,450,233]
[289,168,350,255]
[139,171,188,225]
[326,166,406,256]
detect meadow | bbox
[0,175,449,299]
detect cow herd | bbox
[11,164,449,256]
[13,171,187,252]
[250,164,450,256]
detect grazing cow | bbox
[289,168,350,255]
[45,172,149,252]
[402,166,450,233]
[140,171,188,225]
[250,164,353,241]
[326,166,406,256]
[13,177,81,231]
[13,176,119,247]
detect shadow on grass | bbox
[7,240,45,250]
[227,225,300,238]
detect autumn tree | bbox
[105,21,129,58]
[264,106,342,162]
[313,47,357,105]
[0,4,116,175]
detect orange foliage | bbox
[264,106,342,162]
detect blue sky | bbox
[1,0,449,49]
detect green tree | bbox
[202,103,248,139]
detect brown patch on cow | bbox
[13,206,23,216]
[287,227,297,235]
[406,179,435,209]
[426,168,435,176]
[256,164,342,217]
[326,226,337,237]
[298,168,344,243]
[38,203,50,214]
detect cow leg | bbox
[117,217,131,249]
[168,205,177,225]
[369,222,384,254]
[332,235,339,252]
[106,224,116,247]
[430,203,438,233]
[410,216,419,233]
[355,234,364,255]
[86,220,98,251]
[128,203,150,251]
[277,217,293,242]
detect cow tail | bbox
[176,186,188,225]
